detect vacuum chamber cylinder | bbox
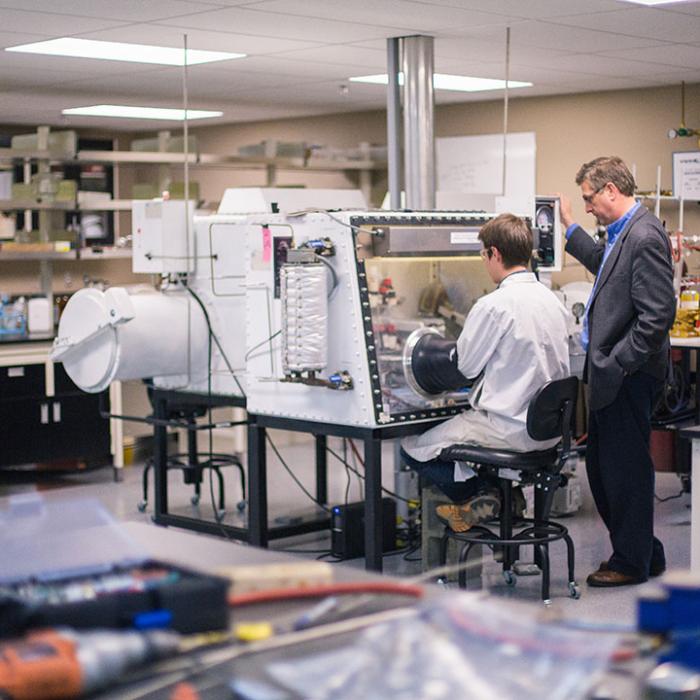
[53,287,208,393]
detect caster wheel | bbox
[190,495,200,506]
[503,570,517,586]
[436,577,450,588]
[568,582,581,599]
[543,599,552,607]
[216,509,226,521]
[137,501,147,513]
[236,500,247,512]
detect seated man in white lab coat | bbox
[401,213,570,532]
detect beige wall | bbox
[183,82,700,288]
[2,82,699,294]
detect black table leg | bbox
[153,394,169,520]
[315,435,328,505]
[248,422,268,547]
[364,436,383,572]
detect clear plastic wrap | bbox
[280,263,328,373]
[267,593,619,700]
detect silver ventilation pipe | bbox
[401,35,435,210]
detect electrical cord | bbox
[266,434,331,513]
[314,253,339,298]
[244,330,281,362]
[342,438,352,508]
[181,281,242,537]
[326,444,414,505]
[655,488,686,503]
[184,283,246,398]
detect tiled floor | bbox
[0,433,690,626]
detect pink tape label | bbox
[262,225,272,263]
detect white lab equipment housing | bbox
[52,189,556,432]
[242,209,505,428]
[51,189,366,398]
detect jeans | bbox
[399,448,486,502]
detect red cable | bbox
[229,581,424,607]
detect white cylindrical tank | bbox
[53,287,208,393]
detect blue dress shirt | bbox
[567,203,641,351]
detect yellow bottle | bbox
[680,289,700,310]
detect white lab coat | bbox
[402,272,570,479]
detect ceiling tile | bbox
[597,42,700,69]
[214,54,379,79]
[444,20,667,52]
[402,0,624,19]
[0,30,48,49]
[0,8,128,36]
[646,1,700,17]
[79,23,319,54]
[159,6,406,42]
[266,45,387,70]
[240,0,510,32]
[0,0,222,22]
[550,7,700,43]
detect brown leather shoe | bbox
[436,492,501,533]
[586,569,645,587]
[599,560,666,578]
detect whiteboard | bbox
[673,151,700,200]
[436,132,536,217]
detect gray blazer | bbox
[565,206,675,411]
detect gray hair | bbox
[575,156,636,196]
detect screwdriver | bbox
[0,627,180,699]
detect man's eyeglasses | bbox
[582,185,606,204]
[480,247,493,260]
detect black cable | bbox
[244,330,281,362]
[181,281,238,537]
[342,439,351,509]
[183,283,246,398]
[655,488,686,503]
[266,434,331,513]
[325,445,413,504]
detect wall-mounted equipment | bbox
[667,82,700,148]
[534,195,562,273]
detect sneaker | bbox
[435,491,501,533]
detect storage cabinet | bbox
[0,344,111,469]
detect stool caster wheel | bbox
[216,509,226,521]
[568,582,581,599]
[137,501,147,513]
[436,577,450,588]
[236,500,247,512]
[543,598,552,607]
[503,570,517,587]
[190,494,201,506]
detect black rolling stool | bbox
[137,404,246,515]
[437,376,580,604]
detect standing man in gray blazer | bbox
[558,156,675,587]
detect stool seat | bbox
[440,444,558,471]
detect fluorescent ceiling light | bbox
[6,38,244,66]
[62,105,223,121]
[349,73,531,92]
[619,0,694,4]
